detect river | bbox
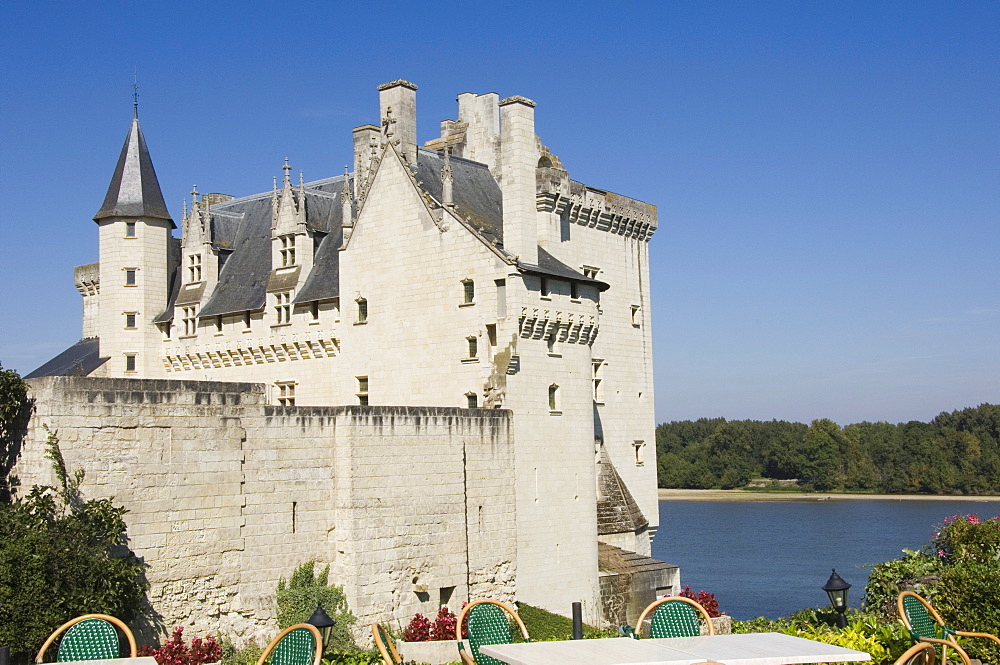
[650,498,1000,620]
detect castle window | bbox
[243,311,252,330]
[582,265,600,279]
[125,222,136,238]
[462,279,475,305]
[274,291,292,325]
[548,384,560,414]
[571,282,579,300]
[631,304,642,327]
[633,440,646,466]
[466,393,478,408]
[125,312,137,329]
[182,307,197,336]
[357,376,369,405]
[592,358,605,404]
[161,322,172,340]
[125,354,137,372]
[546,332,559,356]
[125,269,137,286]
[187,254,202,283]
[356,298,368,323]
[280,235,296,267]
[540,277,550,298]
[215,315,223,334]
[276,381,296,406]
[467,336,478,359]
[310,301,320,322]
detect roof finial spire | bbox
[282,157,291,186]
[190,184,199,205]
[132,69,139,118]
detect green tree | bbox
[0,428,149,664]
[799,419,844,491]
[1,362,32,501]
[277,562,357,653]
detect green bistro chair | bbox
[892,643,935,665]
[898,591,1000,665]
[634,596,715,639]
[456,600,530,665]
[255,624,323,665]
[36,614,137,663]
[371,623,403,665]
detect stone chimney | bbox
[457,92,500,171]
[378,79,418,164]
[499,95,539,265]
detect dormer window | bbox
[462,279,475,305]
[188,254,202,283]
[280,235,296,267]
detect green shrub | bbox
[862,549,942,619]
[0,428,149,664]
[932,513,1000,564]
[277,562,357,653]
[514,603,615,641]
[935,561,1000,663]
[219,639,262,665]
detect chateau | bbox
[20,80,674,641]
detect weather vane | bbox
[132,68,138,117]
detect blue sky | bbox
[1,1,997,426]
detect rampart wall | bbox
[17,376,516,645]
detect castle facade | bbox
[21,80,672,640]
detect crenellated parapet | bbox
[536,183,657,242]
[163,330,340,372]
[518,305,599,345]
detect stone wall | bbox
[17,376,516,645]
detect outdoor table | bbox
[479,632,872,665]
[41,658,158,665]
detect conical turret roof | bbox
[94,115,174,227]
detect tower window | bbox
[540,277,550,298]
[125,354,137,372]
[546,332,558,356]
[276,381,296,406]
[357,298,368,323]
[462,279,475,305]
[125,222,136,238]
[631,304,642,327]
[125,313,137,329]
[466,393,478,408]
[274,291,291,325]
[571,282,579,300]
[548,384,560,414]
[280,235,296,267]
[634,440,646,466]
[592,358,605,404]
[467,336,478,359]
[243,311,252,330]
[215,315,223,333]
[357,376,369,405]
[310,301,320,322]
[125,269,137,286]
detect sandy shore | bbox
[658,488,1000,502]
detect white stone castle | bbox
[20,80,674,641]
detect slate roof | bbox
[94,116,174,227]
[24,338,107,379]
[598,542,677,576]
[154,149,607,321]
[597,448,649,535]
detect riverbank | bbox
[658,488,1000,502]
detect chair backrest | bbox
[457,600,529,665]
[35,614,137,663]
[371,623,402,665]
[897,591,947,641]
[638,596,715,639]
[893,642,935,665]
[255,625,322,665]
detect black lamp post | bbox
[306,604,336,651]
[822,569,851,628]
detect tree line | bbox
[655,404,1000,494]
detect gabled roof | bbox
[24,338,107,379]
[94,115,174,226]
